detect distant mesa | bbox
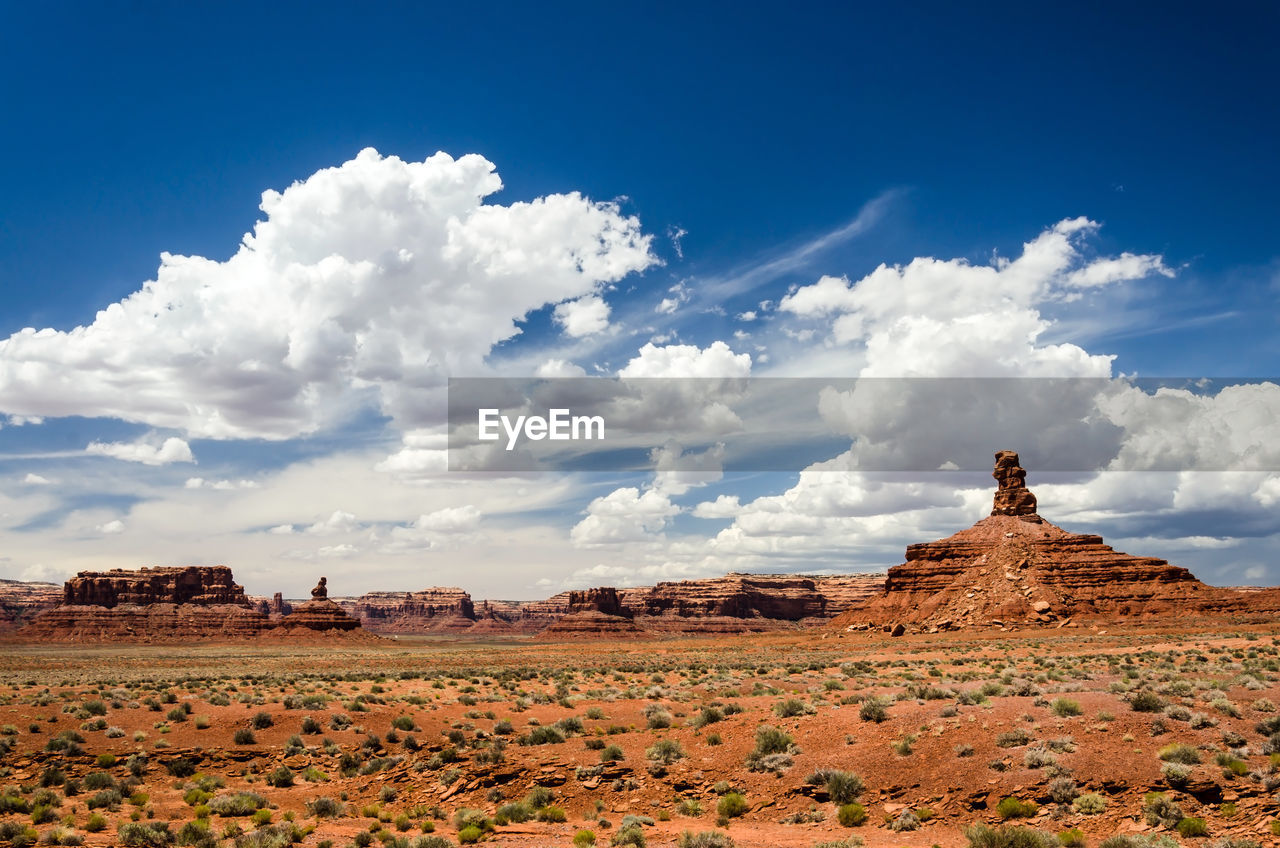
[0,579,62,632]
[539,588,647,639]
[15,566,365,642]
[329,573,887,637]
[833,450,1280,634]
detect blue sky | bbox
[0,2,1277,598]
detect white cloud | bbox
[692,494,742,519]
[553,295,612,338]
[184,477,260,490]
[0,148,656,440]
[23,473,53,485]
[86,437,194,465]
[778,218,1166,378]
[304,510,360,536]
[655,281,691,315]
[618,341,751,378]
[1097,382,1280,471]
[382,505,483,552]
[95,519,125,534]
[535,358,587,378]
[570,487,680,547]
[650,441,725,497]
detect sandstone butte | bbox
[15,567,364,642]
[831,450,1280,635]
[538,587,648,639]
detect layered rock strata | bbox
[276,578,361,632]
[834,451,1278,633]
[539,588,646,639]
[0,580,62,631]
[18,568,365,641]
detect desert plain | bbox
[2,624,1280,848]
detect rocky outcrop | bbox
[333,574,885,636]
[19,604,272,641]
[540,587,645,639]
[17,569,367,642]
[990,450,1039,518]
[250,592,293,618]
[833,450,1279,633]
[0,580,71,631]
[62,566,253,608]
[337,587,483,633]
[275,578,362,632]
[620,573,885,634]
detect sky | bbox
[0,2,1277,599]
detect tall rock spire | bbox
[990,450,1039,519]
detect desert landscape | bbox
[0,454,1276,848]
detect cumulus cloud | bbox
[382,505,483,552]
[692,494,742,518]
[535,358,587,378]
[553,295,611,337]
[22,473,52,485]
[618,341,751,378]
[779,218,1166,378]
[86,437,194,465]
[0,148,656,440]
[570,487,680,547]
[95,519,125,534]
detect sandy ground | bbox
[1,624,1278,847]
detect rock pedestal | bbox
[277,577,362,632]
[832,450,1278,633]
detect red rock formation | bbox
[19,604,271,642]
[16,569,367,642]
[540,587,645,639]
[334,574,885,636]
[274,577,361,632]
[990,450,1039,518]
[338,587,483,633]
[0,580,69,632]
[621,573,885,634]
[62,566,252,607]
[833,450,1277,633]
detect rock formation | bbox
[539,587,646,638]
[990,450,1039,518]
[275,576,362,632]
[331,574,885,636]
[337,587,483,633]
[62,566,251,607]
[17,568,366,642]
[0,579,63,631]
[833,450,1279,633]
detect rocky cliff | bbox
[62,565,253,607]
[16,568,366,642]
[333,573,885,636]
[833,451,1278,633]
[539,587,645,638]
[0,579,66,631]
[335,587,480,633]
